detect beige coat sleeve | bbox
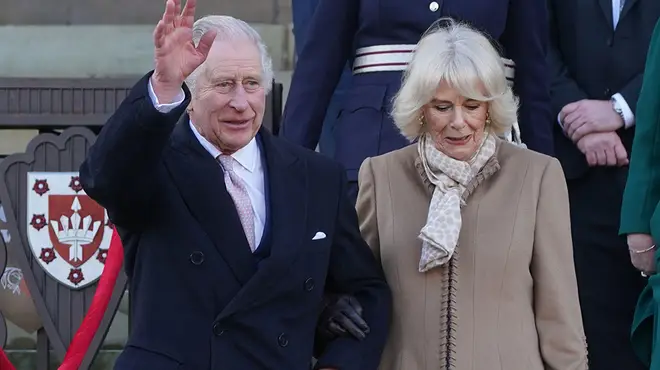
[356,158,381,261]
[532,158,588,369]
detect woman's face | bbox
[422,81,489,161]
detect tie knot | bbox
[218,155,234,171]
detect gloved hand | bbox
[317,294,370,340]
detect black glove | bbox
[318,294,370,341]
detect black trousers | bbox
[567,166,647,370]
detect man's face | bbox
[190,40,265,154]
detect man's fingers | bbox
[585,151,598,166]
[346,297,364,316]
[163,0,176,26]
[154,20,166,48]
[603,147,617,166]
[174,0,182,16]
[614,143,629,166]
[196,30,217,58]
[561,102,580,118]
[344,307,370,333]
[335,314,366,340]
[595,150,607,166]
[327,320,347,336]
[182,0,197,28]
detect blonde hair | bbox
[391,18,519,141]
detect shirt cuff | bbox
[147,79,186,113]
[556,112,565,129]
[612,93,635,129]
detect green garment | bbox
[623,18,660,369]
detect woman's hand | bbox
[627,233,657,276]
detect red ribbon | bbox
[58,227,124,370]
[0,346,15,370]
[0,228,123,370]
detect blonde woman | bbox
[319,20,588,370]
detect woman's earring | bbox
[485,113,492,127]
[419,115,425,126]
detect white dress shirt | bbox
[147,81,266,248]
[558,0,635,129]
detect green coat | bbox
[620,17,660,369]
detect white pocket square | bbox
[312,231,326,240]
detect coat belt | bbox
[353,44,515,87]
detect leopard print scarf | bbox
[417,132,497,272]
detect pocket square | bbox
[312,231,326,240]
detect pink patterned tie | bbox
[217,155,256,251]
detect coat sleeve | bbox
[315,162,392,370]
[532,158,588,370]
[280,0,359,150]
[620,19,660,235]
[499,0,554,156]
[79,71,190,227]
[546,0,589,119]
[355,158,381,260]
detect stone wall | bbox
[0,0,292,25]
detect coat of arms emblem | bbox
[26,172,111,289]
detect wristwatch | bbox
[611,97,625,123]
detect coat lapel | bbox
[619,0,639,23]
[219,129,308,319]
[164,115,257,285]
[597,0,614,28]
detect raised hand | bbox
[151,0,217,102]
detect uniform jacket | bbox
[282,0,554,184]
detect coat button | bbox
[429,1,439,11]
[303,278,315,291]
[190,251,204,265]
[606,37,613,47]
[278,333,289,347]
[212,322,225,336]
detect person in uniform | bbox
[291,0,352,156]
[281,0,553,202]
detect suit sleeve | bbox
[499,0,554,155]
[532,158,588,370]
[355,158,381,259]
[280,0,358,150]
[315,163,392,370]
[546,0,589,118]
[79,71,190,227]
[620,19,660,235]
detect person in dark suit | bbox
[291,0,352,156]
[281,0,554,203]
[78,1,391,369]
[548,0,660,368]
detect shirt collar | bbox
[189,120,259,172]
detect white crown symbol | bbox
[49,196,101,262]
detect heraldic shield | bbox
[0,127,128,367]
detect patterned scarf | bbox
[417,132,497,272]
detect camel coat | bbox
[356,140,588,370]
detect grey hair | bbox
[185,15,274,95]
[391,18,519,141]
